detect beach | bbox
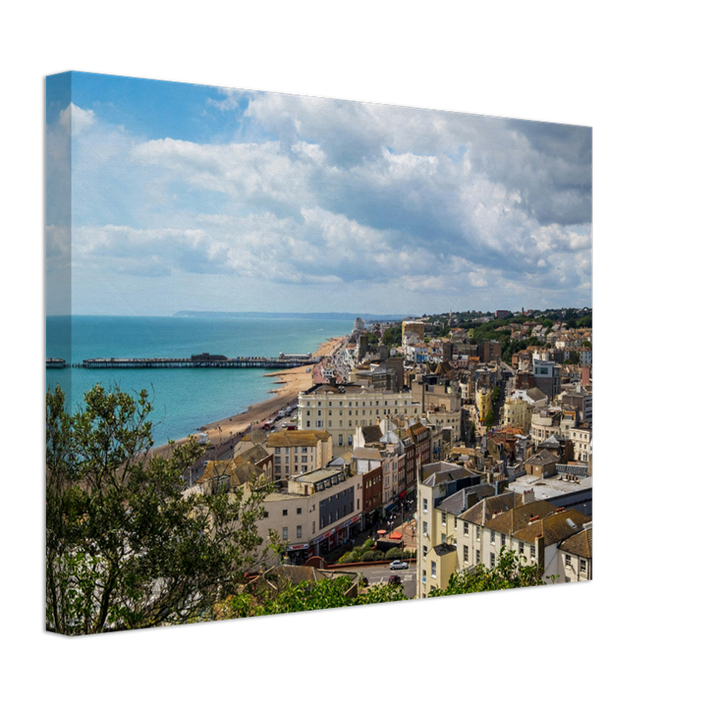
[151,335,345,460]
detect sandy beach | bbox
[151,335,345,460]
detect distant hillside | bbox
[172,311,415,321]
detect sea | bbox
[46,315,354,446]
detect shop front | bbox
[285,543,310,565]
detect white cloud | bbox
[51,88,591,314]
[58,103,96,135]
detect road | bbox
[356,564,417,599]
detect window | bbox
[463,546,469,563]
[282,527,288,541]
[441,533,446,543]
[565,554,572,568]
[423,498,428,513]
[431,561,436,578]
[423,545,428,557]
[530,545,536,560]
[463,522,469,537]
[476,550,480,564]
[501,533,506,547]
[490,552,495,568]
[580,559,587,573]
[476,526,480,540]
[423,521,428,536]
[282,509,288,516]
[490,530,496,545]
[297,507,302,515]
[441,512,446,526]
[422,569,426,583]
[519,541,525,554]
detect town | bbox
[192,306,593,600]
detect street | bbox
[358,564,417,599]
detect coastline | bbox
[151,335,345,460]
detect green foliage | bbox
[484,409,495,428]
[491,386,501,404]
[46,383,275,635]
[361,550,378,562]
[385,547,404,560]
[361,538,375,551]
[428,547,550,597]
[577,314,592,328]
[382,325,402,348]
[338,552,356,564]
[566,351,580,365]
[581,340,592,349]
[215,574,408,619]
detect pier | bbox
[73,353,320,370]
[46,358,67,369]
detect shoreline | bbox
[151,335,345,460]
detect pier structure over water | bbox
[74,353,320,370]
[46,358,67,368]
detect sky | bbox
[46,72,592,317]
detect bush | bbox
[361,539,375,551]
[361,551,377,562]
[372,551,384,561]
[385,548,404,560]
[338,552,356,564]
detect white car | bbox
[389,560,409,570]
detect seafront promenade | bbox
[149,335,346,459]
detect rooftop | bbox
[266,430,331,447]
[509,473,592,501]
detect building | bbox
[562,388,593,423]
[298,383,421,450]
[350,447,383,527]
[530,408,562,449]
[402,320,426,341]
[567,423,592,462]
[476,387,493,424]
[254,467,363,564]
[196,457,261,495]
[524,448,561,478]
[578,346,592,367]
[502,397,533,432]
[265,430,333,480]
[411,374,462,414]
[510,508,592,581]
[415,461,485,598]
[533,358,561,401]
[482,340,502,362]
[558,524,592,582]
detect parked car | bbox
[388,575,402,585]
[389,560,409,570]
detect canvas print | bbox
[46,71,592,635]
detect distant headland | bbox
[172,311,415,321]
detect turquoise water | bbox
[46,315,352,445]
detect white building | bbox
[298,383,421,450]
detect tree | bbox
[428,546,551,597]
[46,383,275,635]
[214,574,407,619]
[484,409,495,428]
